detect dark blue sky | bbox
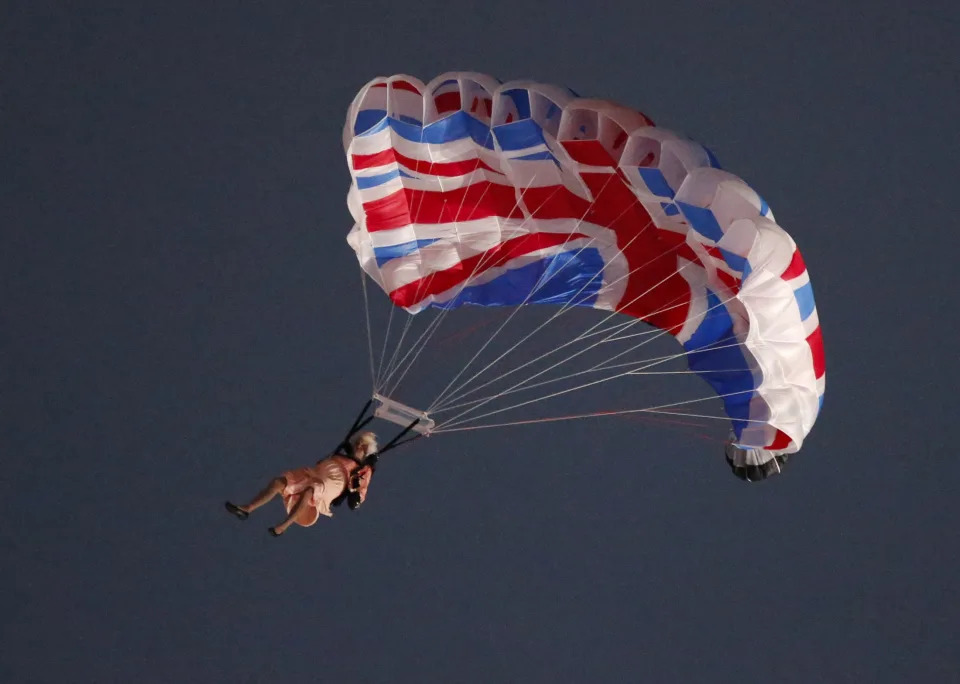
[4,2,959,681]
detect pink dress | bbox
[280,455,374,526]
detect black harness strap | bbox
[347,399,373,435]
[331,403,426,509]
[376,417,422,455]
[336,399,375,455]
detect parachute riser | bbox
[337,394,433,459]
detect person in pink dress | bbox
[225,431,378,536]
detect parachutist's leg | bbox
[239,477,286,514]
[270,490,312,536]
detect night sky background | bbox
[5,2,959,682]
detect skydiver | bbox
[224,431,379,536]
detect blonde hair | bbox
[351,431,378,454]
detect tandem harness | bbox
[330,398,425,510]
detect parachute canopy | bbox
[342,72,825,479]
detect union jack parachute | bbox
[342,72,824,481]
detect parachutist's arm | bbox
[350,465,374,503]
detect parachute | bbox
[341,72,825,480]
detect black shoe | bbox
[224,501,249,521]
[268,527,282,537]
